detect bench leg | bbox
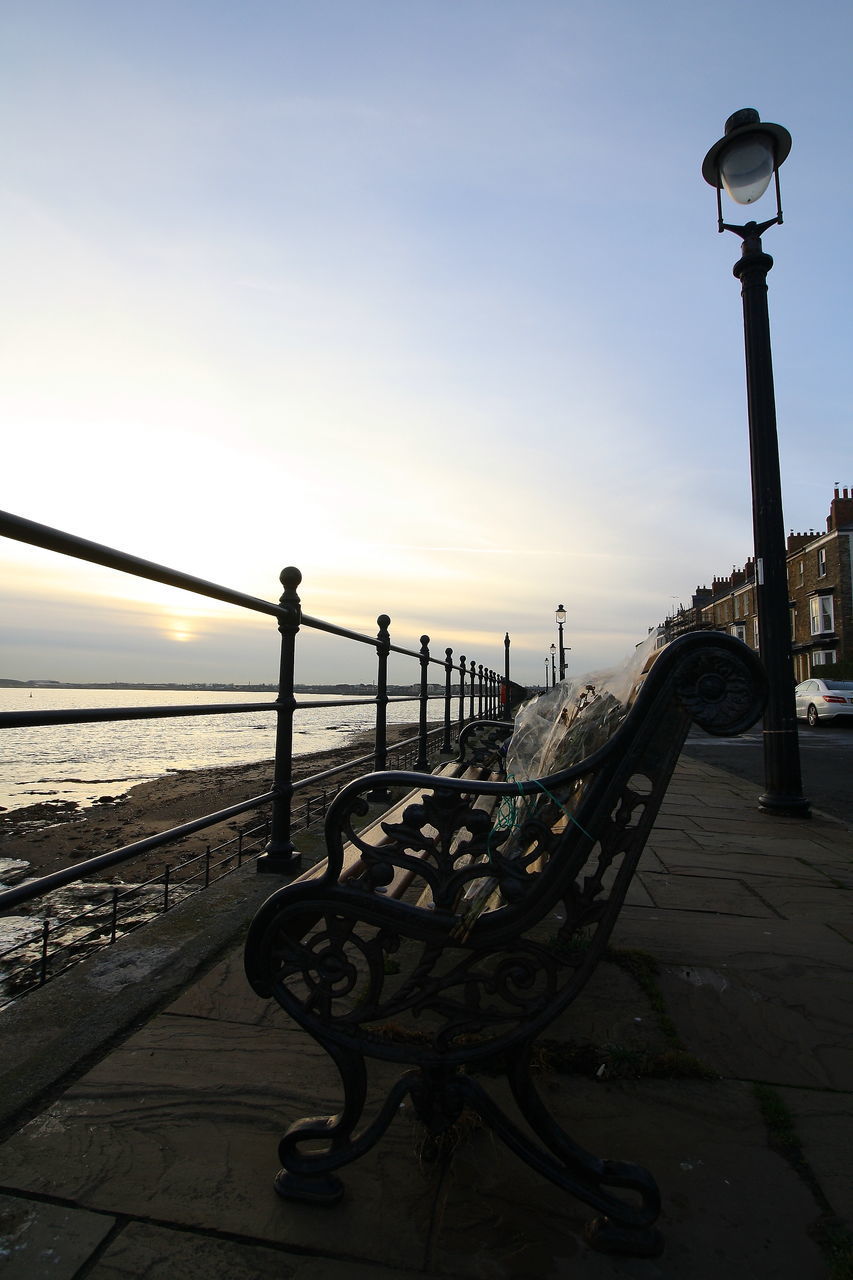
[274,1042,418,1202]
[446,1047,663,1258]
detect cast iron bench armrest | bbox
[256,758,502,905]
[244,631,767,1256]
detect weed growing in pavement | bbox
[605,945,683,1049]
[754,1083,853,1279]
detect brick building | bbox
[656,488,853,681]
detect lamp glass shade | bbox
[719,134,775,205]
[555,607,566,625]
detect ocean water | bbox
[0,687,436,813]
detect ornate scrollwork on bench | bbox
[245,632,767,1256]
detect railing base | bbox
[256,851,303,875]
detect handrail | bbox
[0,509,284,619]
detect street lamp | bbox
[555,604,567,681]
[702,108,809,818]
[550,643,557,688]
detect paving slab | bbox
[655,851,842,882]
[745,877,853,921]
[613,904,853,967]
[633,848,669,875]
[86,1221,427,1280]
[645,829,703,848]
[812,862,853,888]
[623,876,656,908]
[658,958,853,1090]
[689,831,843,858]
[428,1079,826,1279]
[542,958,669,1056]
[165,942,286,1027]
[639,871,779,917]
[0,1192,115,1280]
[777,1086,853,1231]
[659,813,809,836]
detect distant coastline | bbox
[1,678,279,692]
[0,679,435,695]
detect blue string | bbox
[486,775,595,858]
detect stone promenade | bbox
[1,757,851,1278]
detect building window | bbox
[732,623,747,643]
[798,560,804,585]
[817,547,827,578]
[809,594,835,635]
[812,650,836,668]
[753,617,760,649]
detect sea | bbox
[0,687,438,813]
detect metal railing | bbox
[0,510,524,1002]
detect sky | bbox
[2,0,852,689]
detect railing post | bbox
[503,632,511,715]
[443,647,453,753]
[369,614,391,803]
[477,663,483,718]
[458,655,467,736]
[39,918,50,986]
[257,565,302,874]
[469,658,476,720]
[416,635,430,770]
[373,613,391,772]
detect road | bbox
[682,721,853,828]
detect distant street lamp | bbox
[702,108,809,818]
[555,604,567,681]
[550,643,557,688]
[544,657,550,691]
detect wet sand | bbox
[0,724,421,887]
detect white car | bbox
[795,678,853,727]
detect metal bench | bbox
[245,631,767,1256]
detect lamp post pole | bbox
[555,604,567,681]
[550,643,557,688]
[702,108,809,817]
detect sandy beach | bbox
[0,723,422,888]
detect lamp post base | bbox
[757,791,811,819]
